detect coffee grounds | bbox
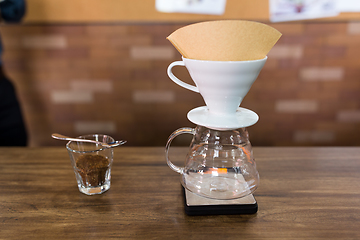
[76,154,110,187]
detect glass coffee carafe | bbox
[165,125,259,200]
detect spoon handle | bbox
[51,133,107,145]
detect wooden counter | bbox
[0,147,359,239]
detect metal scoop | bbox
[51,133,126,148]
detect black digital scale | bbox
[182,186,258,216]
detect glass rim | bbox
[66,134,114,154]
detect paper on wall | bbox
[156,0,227,15]
[336,0,360,12]
[269,0,339,22]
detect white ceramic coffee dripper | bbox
[167,56,267,130]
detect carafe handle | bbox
[165,127,195,174]
[167,61,199,93]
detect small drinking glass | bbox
[66,134,114,195]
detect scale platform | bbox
[182,186,258,216]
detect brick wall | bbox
[1,21,360,146]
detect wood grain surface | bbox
[0,147,359,239]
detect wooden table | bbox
[1,147,359,239]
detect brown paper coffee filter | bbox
[167,20,281,61]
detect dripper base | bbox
[187,106,259,130]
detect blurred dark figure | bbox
[0,0,27,146]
